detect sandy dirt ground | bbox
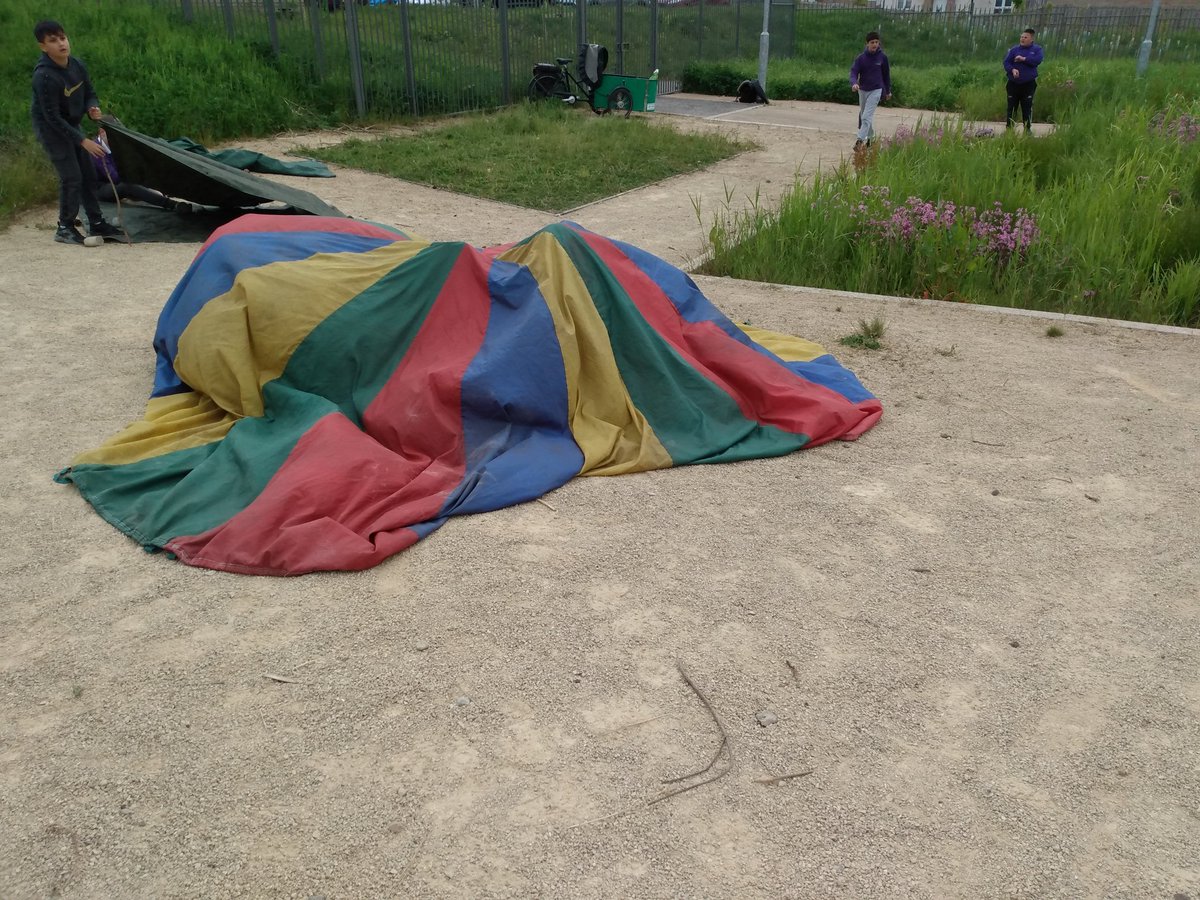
[1,98,1197,899]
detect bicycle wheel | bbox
[528,73,561,102]
[607,87,633,119]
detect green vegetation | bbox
[303,102,752,212]
[0,0,354,222]
[1045,325,1065,337]
[684,58,1200,124]
[839,317,887,350]
[700,94,1200,327]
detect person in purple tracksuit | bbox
[849,31,892,151]
[1003,28,1044,133]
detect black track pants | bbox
[42,140,103,227]
[1006,80,1037,131]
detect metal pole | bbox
[264,0,280,57]
[308,0,326,79]
[757,0,769,91]
[221,0,236,40]
[400,0,421,114]
[617,0,625,73]
[1136,0,1162,76]
[498,0,511,104]
[649,0,658,71]
[734,0,741,57]
[344,0,367,117]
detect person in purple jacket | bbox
[1003,28,1044,133]
[850,32,892,151]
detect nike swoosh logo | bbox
[64,82,83,97]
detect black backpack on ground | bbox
[736,79,769,104]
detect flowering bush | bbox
[835,185,1040,270]
[1149,110,1200,144]
[883,122,996,150]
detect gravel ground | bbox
[1,100,1197,899]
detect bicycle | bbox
[527,47,633,118]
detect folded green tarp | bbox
[165,136,334,178]
[100,118,344,217]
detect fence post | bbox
[698,0,704,60]
[578,0,587,54]
[1136,0,1162,76]
[399,0,421,115]
[344,0,368,117]
[614,0,624,73]
[264,0,281,57]
[221,0,235,40]
[650,0,659,71]
[182,0,194,25]
[499,0,512,105]
[756,0,768,90]
[734,0,741,56]
[308,0,326,79]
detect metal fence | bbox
[170,0,796,118]
[163,0,1198,119]
[802,4,1200,65]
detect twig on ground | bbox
[595,712,672,736]
[261,673,299,684]
[565,802,648,830]
[649,661,733,805]
[661,662,728,784]
[971,439,1005,447]
[535,497,557,512]
[785,659,800,684]
[754,770,814,785]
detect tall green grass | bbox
[700,95,1200,327]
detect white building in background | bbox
[872,0,1200,9]
[873,0,1015,12]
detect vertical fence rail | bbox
[344,1,367,118]
[650,0,659,71]
[309,0,326,79]
[399,1,420,115]
[264,0,280,56]
[498,0,512,107]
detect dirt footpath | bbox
[0,100,1196,899]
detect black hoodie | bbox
[31,52,99,149]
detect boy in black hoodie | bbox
[30,20,121,245]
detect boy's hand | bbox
[884,93,892,101]
[81,137,106,158]
[1012,68,1020,78]
[87,106,102,121]
[851,84,860,92]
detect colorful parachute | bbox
[57,216,882,575]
